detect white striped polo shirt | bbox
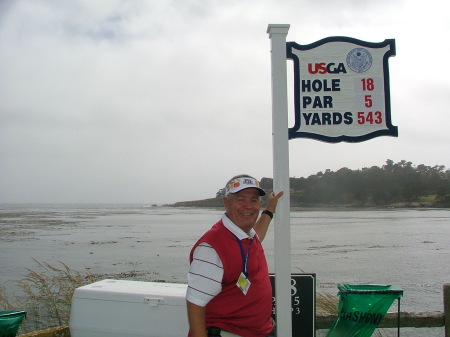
[186,214,256,307]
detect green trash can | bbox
[326,284,403,337]
[0,310,27,337]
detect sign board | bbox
[287,37,398,143]
[270,273,316,337]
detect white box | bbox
[70,279,188,337]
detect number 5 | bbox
[364,95,373,108]
[357,111,365,125]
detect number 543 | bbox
[357,111,383,125]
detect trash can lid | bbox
[0,310,27,318]
[337,284,403,296]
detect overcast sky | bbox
[1,0,449,204]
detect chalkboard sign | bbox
[270,273,316,337]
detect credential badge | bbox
[346,48,373,73]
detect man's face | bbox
[223,188,262,234]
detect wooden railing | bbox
[19,326,70,337]
[317,311,444,328]
[317,283,449,336]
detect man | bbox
[186,175,283,337]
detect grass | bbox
[0,260,146,335]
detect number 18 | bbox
[361,78,375,91]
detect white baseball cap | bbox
[225,176,266,197]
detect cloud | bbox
[1,0,449,203]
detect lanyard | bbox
[233,234,254,277]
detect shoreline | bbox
[167,198,448,210]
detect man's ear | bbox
[222,196,229,208]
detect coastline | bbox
[167,197,448,209]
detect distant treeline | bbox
[171,160,449,208]
[214,160,450,208]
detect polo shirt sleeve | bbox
[186,242,223,307]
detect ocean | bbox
[0,204,448,336]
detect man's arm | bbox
[254,191,284,242]
[186,300,207,337]
[186,244,223,337]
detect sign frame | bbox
[287,36,398,143]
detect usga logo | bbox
[307,62,347,74]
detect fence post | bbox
[443,283,450,337]
[444,283,449,337]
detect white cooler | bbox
[70,279,189,337]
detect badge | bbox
[236,272,251,295]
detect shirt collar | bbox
[222,214,256,240]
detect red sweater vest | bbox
[190,220,273,337]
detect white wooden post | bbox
[267,24,292,337]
